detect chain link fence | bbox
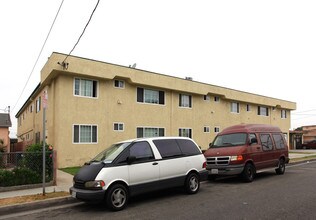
[0,151,55,187]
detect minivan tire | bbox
[275,159,286,175]
[241,163,255,182]
[106,184,129,211]
[185,173,200,194]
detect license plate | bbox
[71,191,76,198]
[211,169,219,174]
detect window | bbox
[272,134,285,149]
[281,110,287,119]
[179,128,192,138]
[30,104,33,113]
[260,134,273,151]
[204,126,210,133]
[258,106,269,116]
[129,142,154,161]
[231,102,240,113]
[114,80,125,88]
[153,139,182,158]
[214,96,220,102]
[179,94,192,108]
[74,78,98,98]
[204,95,210,101]
[36,97,41,113]
[249,133,257,143]
[137,88,165,105]
[176,139,201,156]
[214,127,220,133]
[73,125,97,143]
[246,104,251,112]
[35,132,41,144]
[137,127,165,138]
[114,123,124,131]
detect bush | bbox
[23,143,54,182]
[0,168,41,187]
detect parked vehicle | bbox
[301,140,316,149]
[70,137,208,211]
[204,124,289,182]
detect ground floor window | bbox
[73,125,97,143]
[137,127,165,138]
[179,128,192,138]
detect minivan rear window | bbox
[153,139,182,158]
[211,133,247,148]
[176,139,200,156]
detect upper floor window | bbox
[281,110,287,119]
[231,102,240,113]
[258,106,269,116]
[73,125,97,143]
[137,88,165,105]
[204,126,210,133]
[36,97,41,113]
[214,127,220,133]
[114,80,125,88]
[179,94,192,108]
[74,78,98,98]
[246,104,251,112]
[214,96,220,102]
[203,95,210,101]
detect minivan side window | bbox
[260,134,273,151]
[129,142,154,161]
[153,139,182,158]
[272,134,285,149]
[176,139,200,156]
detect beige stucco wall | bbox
[16,52,296,168]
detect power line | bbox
[12,0,65,113]
[61,0,100,66]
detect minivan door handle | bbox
[152,162,158,165]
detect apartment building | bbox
[16,52,296,168]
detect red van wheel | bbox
[275,159,285,175]
[241,163,255,182]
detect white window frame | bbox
[137,127,165,138]
[214,127,220,133]
[114,80,125,89]
[231,102,240,113]
[73,124,98,144]
[137,87,165,105]
[74,78,98,98]
[203,95,210,101]
[246,104,251,112]
[36,97,41,113]
[214,96,220,103]
[179,94,192,108]
[204,126,210,133]
[281,110,287,119]
[113,122,124,131]
[179,128,192,138]
[258,106,269,116]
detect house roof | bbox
[0,113,12,127]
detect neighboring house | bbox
[301,125,316,143]
[0,113,12,152]
[15,52,296,168]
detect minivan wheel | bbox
[106,184,129,211]
[241,163,255,182]
[185,173,200,194]
[275,159,286,175]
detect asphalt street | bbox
[2,161,316,220]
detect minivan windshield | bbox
[211,133,247,148]
[91,142,131,163]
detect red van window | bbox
[272,134,285,149]
[260,134,273,151]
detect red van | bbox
[204,124,289,182]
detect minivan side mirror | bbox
[250,138,258,145]
[127,156,136,165]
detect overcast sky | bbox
[1,0,316,137]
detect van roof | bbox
[220,124,282,135]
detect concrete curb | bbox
[0,196,81,216]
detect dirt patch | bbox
[0,191,69,206]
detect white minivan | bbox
[70,137,208,211]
